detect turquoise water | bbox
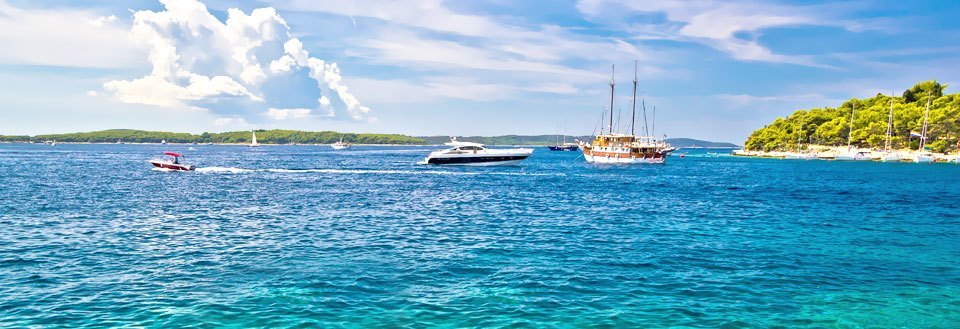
[1,144,959,327]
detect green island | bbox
[0,129,425,145]
[745,81,960,152]
[0,130,738,147]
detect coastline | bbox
[732,145,959,162]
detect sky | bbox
[0,0,958,143]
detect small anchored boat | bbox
[418,137,533,166]
[148,152,195,171]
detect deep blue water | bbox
[1,144,959,327]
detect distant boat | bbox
[249,131,259,147]
[548,125,578,151]
[116,139,124,144]
[834,150,873,161]
[418,137,533,166]
[331,138,350,150]
[50,140,56,146]
[160,139,167,145]
[912,96,933,163]
[834,103,871,161]
[784,118,816,160]
[877,97,900,162]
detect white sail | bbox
[250,130,259,147]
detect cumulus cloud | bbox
[103,0,373,123]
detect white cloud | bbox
[280,0,662,84]
[86,90,98,97]
[87,15,117,27]
[265,108,313,120]
[213,117,250,126]
[103,0,373,122]
[0,1,142,68]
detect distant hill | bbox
[664,138,739,148]
[0,129,424,145]
[418,135,587,145]
[1,130,738,148]
[419,135,738,147]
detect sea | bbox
[1,143,958,328]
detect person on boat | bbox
[173,156,179,164]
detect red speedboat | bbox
[148,152,195,171]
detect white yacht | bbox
[418,137,533,166]
[331,138,351,150]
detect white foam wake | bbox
[196,166,254,173]
[194,167,560,176]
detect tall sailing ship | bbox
[579,63,674,164]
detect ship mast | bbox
[919,95,930,151]
[884,96,894,152]
[609,65,615,135]
[631,61,637,136]
[847,103,855,148]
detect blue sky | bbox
[0,0,958,143]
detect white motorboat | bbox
[418,137,533,166]
[331,138,351,150]
[148,151,195,171]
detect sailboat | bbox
[834,102,872,161]
[912,96,934,163]
[578,62,673,164]
[878,97,900,162]
[784,118,816,160]
[249,130,259,147]
[548,125,578,151]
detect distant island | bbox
[745,80,958,152]
[419,136,737,148]
[0,129,737,148]
[0,129,424,145]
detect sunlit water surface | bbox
[1,144,958,327]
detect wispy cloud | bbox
[576,0,876,67]
[277,0,664,89]
[0,1,142,68]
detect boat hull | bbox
[583,152,665,164]
[149,161,195,171]
[547,145,579,151]
[913,156,934,163]
[422,154,531,166]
